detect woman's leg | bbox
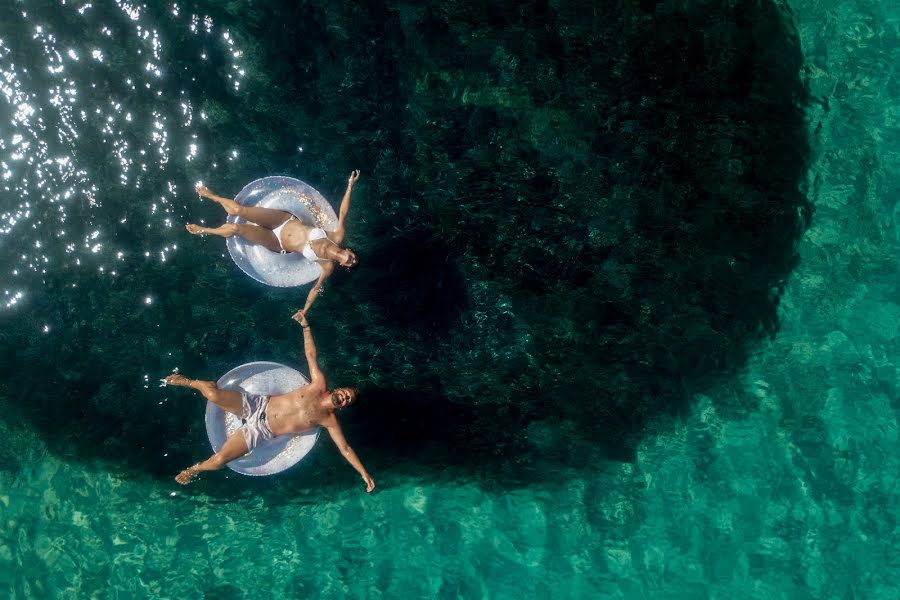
[185,222,282,253]
[237,205,293,229]
[164,374,244,415]
[197,187,292,229]
[175,429,249,484]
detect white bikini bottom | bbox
[271,215,297,253]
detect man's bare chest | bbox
[268,392,324,428]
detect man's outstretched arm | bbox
[292,310,324,382]
[326,418,375,492]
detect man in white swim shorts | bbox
[164,312,375,492]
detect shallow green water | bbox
[1,0,898,597]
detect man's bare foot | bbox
[164,373,193,387]
[175,465,200,485]
[186,223,205,235]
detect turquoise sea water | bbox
[1,0,899,597]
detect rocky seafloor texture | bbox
[1,0,897,597]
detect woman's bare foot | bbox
[195,185,242,216]
[164,373,194,387]
[186,223,205,235]
[175,465,200,485]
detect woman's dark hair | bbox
[344,247,359,270]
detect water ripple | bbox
[0,1,249,313]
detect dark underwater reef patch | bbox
[330,0,812,484]
[0,0,811,491]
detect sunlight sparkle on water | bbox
[0,3,249,311]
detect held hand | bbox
[291,309,309,328]
[348,169,360,187]
[363,474,375,493]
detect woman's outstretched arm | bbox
[301,262,335,315]
[332,170,360,243]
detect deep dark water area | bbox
[1,0,811,493]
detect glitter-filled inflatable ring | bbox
[225,176,338,287]
[205,361,320,476]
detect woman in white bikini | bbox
[186,170,360,315]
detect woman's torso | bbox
[278,220,334,259]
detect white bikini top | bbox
[302,228,334,261]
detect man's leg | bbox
[185,222,282,253]
[175,429,249,484]
[164,374,243,415]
